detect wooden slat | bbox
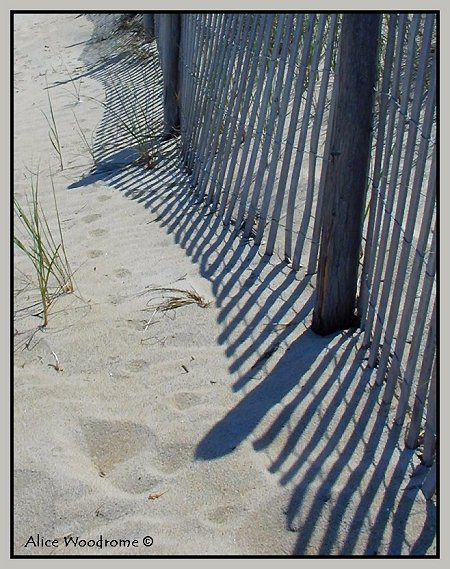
[422,462,436,501]
[390,150,436,419]
[207,15,256,209]
[358,14,398,325]
[187,14,223,175]
[367,15,421,369]
[404,306,436,447]
[201,16,249,205]
[362,14,409,350]
[243,14,298,240]
[263,14,316,256]
[376,15,435,391]
[307,21,341,275]
[217,15,273,218]
[291,15,338,271]
[283,15,322,262]
[223,14,284,228]
[195,15,243,199]
[191,15,231,193]
[422,359,437,467]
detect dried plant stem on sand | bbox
[145,287,210,312]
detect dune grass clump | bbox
[14,170,74,327]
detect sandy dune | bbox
[13,13,436,556]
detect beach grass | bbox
[14,169,74,327]
[42,78,64,170]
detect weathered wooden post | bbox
[156,13,181,139]
[143,14,155,41]
[311,13,381,336]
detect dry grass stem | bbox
[145,287,210,312]
[48,350,63,371]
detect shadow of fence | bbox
[63,16,436,555]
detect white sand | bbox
[13,13,436,556]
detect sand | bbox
[13,13,436,556]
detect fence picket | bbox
[376,15,435,389]
[422,358,437,467]
[291,15,337,270]
[367,15,422,370]
[243,14,297,240]
[221,15,277,226]
[404,302,436,446]
[359,14,398,324]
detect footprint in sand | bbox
[172,391,203,411]
[108,468,164,495]
[81,213,101,224]
[127,359,149,373]
[205,504,242,526]
[81,419,158,477]
[13,469,90,548]
[81,419,190,486]
[90,228,108,237]
[88,249,103,259]
[97,194,112,202]
[113,268,131,279]
[124,319,145,332]
[154,442,193,474]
